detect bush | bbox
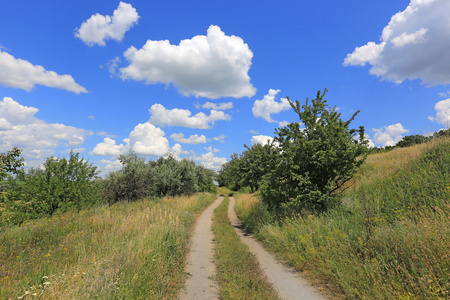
[6,152,100,224]
[260,89,368,213]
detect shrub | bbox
[6,152,100,224]
[260,89,368,213]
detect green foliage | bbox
[5,152,100,224]
[260,88,368,212]
[395,134,429,148]
[218,143,278,192]
[102,152,216,204]
[0,147,24,181]
[236,137,450,299]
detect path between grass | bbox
[180,196,223,300]
[228,197,326,300]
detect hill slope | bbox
[236,136,450,299]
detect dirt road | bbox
[180,196,223,300]
[180,196,326,299]
[228,197,326,300]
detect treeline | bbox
[0,150,216,225]
[369,128,450,153]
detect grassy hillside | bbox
[0,194,215,299]
[236,136,450,299]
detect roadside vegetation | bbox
[235,136,450,299]
[0,193,215,299]
[212,197,280,300]
[1,150,216,226]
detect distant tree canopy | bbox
[1,149,217,225]
[102,152,216,204]
[217,143,278,193]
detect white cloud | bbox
[212,134,226,142]
[90,137,126,156]
[278,120,290,127]
[91,122,170,157]
[75,2,139,46]
[344,0,450,86]
[373,123,410,147]
[251,135,274,146]
[170,133,207,144]
[194,151,227,170]
[0,97,92,167]
[149,103,231,129]
[98,159,123,174]
[201,102,234,110]
[119,25,256,99]
[428,98,450,126]
[252,89,291,123]
[0,50,87,93]
[204,146,220,153]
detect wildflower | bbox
[43,282,50,285]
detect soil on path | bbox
[180,196,223,300]
[228,197,326,300]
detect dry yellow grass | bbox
[0,193,215,299]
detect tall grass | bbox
[236,137,450,299]
[0,193,215,299]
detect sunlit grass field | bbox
[236,136,450,299]
[0,193,215,299]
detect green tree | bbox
[396,134,429,148]
[260,89,368,212]
[239,143,278,193]
[0,147,24,181]
[7,151,99,224]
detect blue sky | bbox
[1,0,449,173]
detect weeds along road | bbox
[180,196,325,300]
[228,197,326,300]
[180,196,223,300]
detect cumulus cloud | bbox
[0,50,87,93]
[119,25,256,99]
[75,2,139,46]
[344,0,450,86]
[98,159,123,174]
[170,133,207,144]
[372,123,410,147]
[428,98,450,126]
[201,102,234,110]
[194,151,227,170]
[149,103,231,129]
[251,135,274,146]
[212,134,226,142]
[91,122,169,157]
[252,89,291,123]
[0,97,93,167]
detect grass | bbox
[235,136,450,299]
[212,197,280,300]
[0,193,215,299]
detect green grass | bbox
[235,136,450,299]
[0,193,215,299]
[212,197,280,300]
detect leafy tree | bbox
[239,143,278,193]
[396,134,429,148]
[7,152,99,223]
[0,147,24,181]
[217,153,244,190]
[260,89,368,212]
